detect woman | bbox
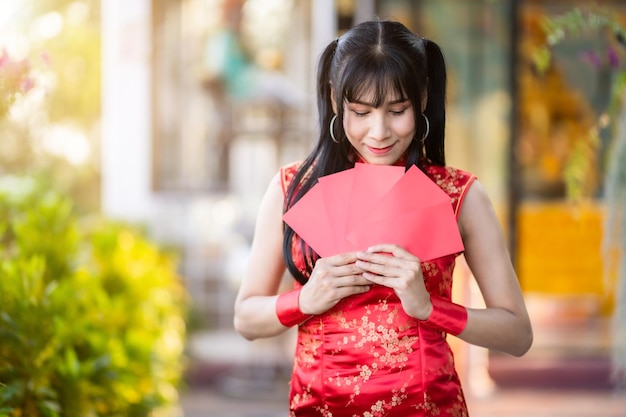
[234,20,533,417]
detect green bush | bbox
[0,176,189,417]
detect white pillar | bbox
[311,0,336,67]
[101,0,153,222]
[354,0,376,24]
[309,0,336,127]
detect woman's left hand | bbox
[356,244,432,320]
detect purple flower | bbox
[0,49,8,68]
[41,50,51,67]
[608,46,620,68]
[20,77,34,93]
[580,50,601,68]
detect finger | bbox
[360,271,393,288]
[337,284,371,297]
[356,250,413,270]
[324,251,361,266]
[365,244,417,260]
[355,259,399,277]
[334,274,373,288]
[357,252,403,268]
[331,262,366,278]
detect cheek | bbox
[343,117,367,139]
[393,117,416,138]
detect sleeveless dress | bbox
[279,161,477,417]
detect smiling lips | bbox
[367,144,394,155]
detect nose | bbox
[369,113,391,141]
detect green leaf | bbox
[63,348,80,378]
[39,399,61,417]
[0,176,188,415]
[532,46,552,74]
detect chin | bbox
[367,155,402,165]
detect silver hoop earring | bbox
[421,113,430,142]
[329,115,339,143]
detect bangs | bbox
[341,55,411,107]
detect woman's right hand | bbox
[299,252,372,315]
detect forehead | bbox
[349,92,407,103]
[344,77,408,107]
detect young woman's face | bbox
[341,90,416,165]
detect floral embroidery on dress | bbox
[296,333,323,368]
[289,381,316,414]
[324,299,419,407]
[414,391,442,416]
[360,382,411,417]
[445,390,469,417]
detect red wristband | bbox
[276,287,312,327]
[420,295,468,336]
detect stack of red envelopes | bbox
[283,163,464,261]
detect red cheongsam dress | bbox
[279,161,477,417]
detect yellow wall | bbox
[517,201,614,315]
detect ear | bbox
[330,84,338,114]
[421,88,428,113]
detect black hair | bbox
[283,20,448,284]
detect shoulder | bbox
[424,164,476,188]
[456,179,504,248]
[424,164,477,218]
[278,161,303,195]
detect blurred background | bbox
[1,0,626,416]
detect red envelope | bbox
[282,164,464,260]
[345,163,405,233]
[317,168,357,253]
[346,165,463,259]
[346,203,463,260]
[314,163,404,253]
[282,183,336,257]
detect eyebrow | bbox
[349,98,409,106]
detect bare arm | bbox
[456,180,533,356]
[233,173,290,340]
